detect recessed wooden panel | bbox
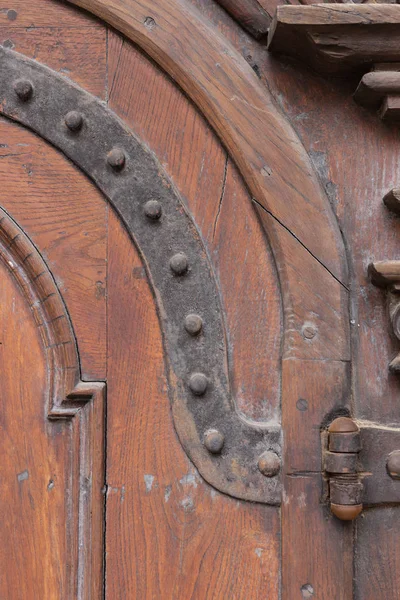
[0,218,105,598]
[0,118,107,380]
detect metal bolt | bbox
[185,314,203,336]
[188,372,208,395]
[107,148,126,171]
[144,200,162,220]
[14,79,33,101]
[64,111,83,132]
[257,451,281,477]
[296,398,308,412]
[302,324,317,340]
[387,450,400,479]
[170,252,188,275]
[204,430,224,454]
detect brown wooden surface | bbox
[106,209,280,599]
[67,0,348,287]
[265,47,400,600]
[4,0,400,598]
[0,205,105,598]
[214,0,271,37]
[268,4,400,75]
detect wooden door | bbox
[1,1,400,599]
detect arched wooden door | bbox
[1,1,400,599]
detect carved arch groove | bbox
[0,47,282,503]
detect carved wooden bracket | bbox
[369,189,400,372]
[268,5,400,123]
[354,65,400,123]
[268,5,400,75]
[369,260,400,371]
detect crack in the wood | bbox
[252,197,350,292]
[212,155,228,242]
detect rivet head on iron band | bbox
[257,451,281,477]
[144,200,162,220]
[107,148,126,171]
[189,372,208,395]
[204,430,225,454]
[170,252,188,275]
[64,111,83,132]
[13,79,33,101]
[184,314,203,336]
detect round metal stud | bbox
[64,110,83,132]
[257,451,281,477]
[170,252,188,276]
[387,450,400,479]
[184,314,203,336]
[204,430,225,454]
[13,79,33,101]
[107,148,126,171]
[144,200,162,220]
[188,372,208,396]
[302,324,317,340]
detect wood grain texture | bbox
[67,0,347,290]
[107,31,282,420]
[0,26,107,98]
[265,50,400,599]
[282,359,352,599]
[0,209,105,598]
[214,0,271,37]
[106,209,280,599]
[268,4,400,75]
[0,118,107,380]
[0,0,101,27]
[0,6,108,376]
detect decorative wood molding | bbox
[214,0,271,38]
[0,207,105,597]
[354,66,400,123]
[268,5,400,76]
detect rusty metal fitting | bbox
[325,417,363,521]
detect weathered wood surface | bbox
[266,49,400,598]
[214,0,271,36]
[67,0,347,287]
[268,4,400,75]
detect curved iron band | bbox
[0,48,281,504]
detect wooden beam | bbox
[268,4,400,75]
[214,0,271,38]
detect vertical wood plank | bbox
[282,359,353,600]
[106,208,281,599]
